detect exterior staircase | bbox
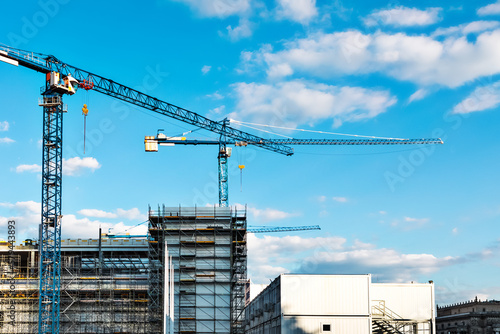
[372,300,417,334]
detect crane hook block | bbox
[238,165,245,169]
[79,79,94,91]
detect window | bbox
[322,324,331,332]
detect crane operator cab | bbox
[46,71,79,95]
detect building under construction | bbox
[0,205,247,334]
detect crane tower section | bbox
[37,72,78,334]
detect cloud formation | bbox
[364,6,442,27]
[0,138,14,144]
[0,121,9,131]
[248,207,299,222]
[241,29,500,88]
[0,201,42,240]
[247,234,459,285]
[452,81,500,114]
[408,88,429,103]
[172,0,250,18]
[226,18,253,41]
[234,203,299,222]
[201,65,211,74]
[14,157,101,176]
[276,0,318,24]
[230,80,396,128]
[15,164,41,173]
[0,201,148,241]
[78,207,146,221]
[432,20,500,37]
[61,215,148,239]
[477,1,500,16]
[63,157,101,176]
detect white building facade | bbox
[244,274,435,334]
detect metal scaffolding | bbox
[1,238,150,334]
[1,206,247,334]
[148,205,247,334]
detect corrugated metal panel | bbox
[282,316,371,334]
[280,274,371,316]
[371,283,434,321]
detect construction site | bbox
[0,206,436,334]
[0,206,249,334]
[0,40,442,334]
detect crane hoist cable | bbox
[82,104,88,154]
[79,79,93,154]
[232,121,293,138]
[230,119,409,140]
[237,146,246,192]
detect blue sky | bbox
[1,0,500,305]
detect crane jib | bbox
[0,45,294,155]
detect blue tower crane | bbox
[0,44,293,334]
[145,133,444,206]
[105,224,321,238]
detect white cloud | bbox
[78,209,117,219]
[230,80,396,128]
[209,105,226,115]
[206,91,224,100]
[63,157,101,176]
[478,1,500,16]
[61,215,148,239]
[452,81,500,114]
[0,202,144,241]
[408,88,429,103]
[172,0,250,18]
[14,157,101,176]
[390,216,429,230]
[0,137,14,144]
[226,18,253,41]
[78,207,146,221]
[0,201,41,240]
[276,0,318,25]
[242,29,500,88]
[247,233,459,284]
[0,121,9,131]
[317,195,327,202]
[403,216,430,227]
[404,216,429,223]
[201,65,211,74]
[267,63,293,79]
[301,247,456,282]
[248,207,299,222]
[432,21,500,37]
[452,227,459,235]
[436,282,500,305]
[15,164,41,173]
[332,197,348,203]
[364,6,441,27]
[248,233,344,283]
[0,200,39,213]
[116,208,146,221]
[233,203,299,222]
